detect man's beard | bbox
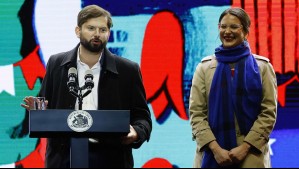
[80,37,107,53]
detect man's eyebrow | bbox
[86,25,107,28]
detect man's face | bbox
[76,16,110,53]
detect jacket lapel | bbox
[98,48,119,109]
[60,44,79,108]
[101,48,118,75]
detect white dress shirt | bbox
[75,48,101,111]
[75,48,102,143]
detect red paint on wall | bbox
[142,158,173,168]
[141,11,188,120]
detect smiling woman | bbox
[189,7,277,168]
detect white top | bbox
[75,48,102,111]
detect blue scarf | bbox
[201,41,262,168]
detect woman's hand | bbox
[209,141,233,166]
[229,142,251,164]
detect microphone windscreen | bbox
[68,67,77,76]
[85,70,93,79]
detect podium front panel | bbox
[29,109,130,138]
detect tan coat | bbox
[189,54,277,168]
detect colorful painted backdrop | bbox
[0,0,298,168]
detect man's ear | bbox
[107,29,111,39]
[75,26,81,38]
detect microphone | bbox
[82,70,94,97]
[67,67,77,92]
[84,70,94,90]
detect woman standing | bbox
[189,7,277,168]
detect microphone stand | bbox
[69,86,92,110]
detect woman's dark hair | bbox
[77,5,113,29]
[219,7,251,34]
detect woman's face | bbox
[219,14,247,48]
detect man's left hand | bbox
[121,125,139,145]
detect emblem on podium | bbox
[67,110,93,132]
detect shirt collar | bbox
[77,47,103,66]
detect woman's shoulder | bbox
[201,55,216,63]
[253,54,270,63]
[194,55,217,73]
[252,54,275,74]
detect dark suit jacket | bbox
[39,44,152,168]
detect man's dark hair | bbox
[77,5,113,29]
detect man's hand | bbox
[21,96,36,111]
[121,125,139,145]
[209,141,233,167]
[229,142,251,164]
[21,96,48,110]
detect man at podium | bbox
[21,5,152,168]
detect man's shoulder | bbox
[113,54,139,69]
[47,47,77,65]
[49,51,70,60]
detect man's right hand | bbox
[209,140,233,167]
[21,96,36,111]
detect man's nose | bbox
[94,28,101,36]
